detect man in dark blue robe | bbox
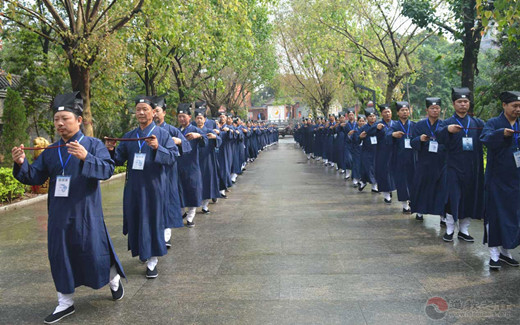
[358,111,378,192]
[153,95,191,247]
[343,110,356,179]
[335,114,347,173]
[347,115,364,186]
[480,91,520,269]
[194,107,222,213]
[435,88,484,243]
[216,113,234,196]
[373,104,395,203]
[108,96,178,279]
[410,98,447,222]
[387,101,416,214]
[176,103,208,227]
[12,92,125,323]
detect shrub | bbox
[0,167,26,203]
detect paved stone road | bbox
[0,138,519,324]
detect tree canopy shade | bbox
[401,0,484,112]
[1,0,144,136]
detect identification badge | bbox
[370,136,377,145]
[429,140,438,153]
[514,151,520,168]
[462,137,473,151]
[334,134,338,139]
[55,176,71,197]
[132,153,146,170]
[404,138,412,149]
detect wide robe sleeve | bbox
[81,138,115,180]
[13,153,49,185]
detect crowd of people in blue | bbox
[294,87,520,271]
[10,92,278,323]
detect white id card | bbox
[132,153,146,170]
[514,151,520,168]
[462,137,473,151]
[429,140,438,153]
[404,138,412,149]
[370,136,377,145]
[55,176,71,197]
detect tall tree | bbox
[1,88,29,163]
[401,0,485,112]
[2,0,144,136]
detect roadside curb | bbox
[0,172,126,214]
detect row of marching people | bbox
[10,92,278,323]
[294,87,520,272]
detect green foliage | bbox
[0,88,29,163]
[477,0,520,44]
[114,165,127,175]
[0,167,26,203]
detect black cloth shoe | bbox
[499,254,520,267]
[384,198,392,204]
[457,232,474,242]
[146,266,158,279]
[111,280,124,301]
[489,259,501,270]
[186,220,195,228]
[440,220,446,227]
[212,198,218,203]
[358,182,367,192]
[202,208,210,214]
[165,239,171,249]
[415,214,424,221]
[44,306,75,324]
[402,208,411,214]
[443,232,454,242]
[182,212,187,219]
[221,193,227,198]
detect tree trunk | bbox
[461,0,482,114]
[69,61,93,137]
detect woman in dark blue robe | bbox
[480,91,520,268]
[386,102,416,213]
[410,98,447,219]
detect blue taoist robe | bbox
[177,124,208,207]
[158,122,191,228]
[335,125,346,170]
[361,122,378,184]
[374,120,395,192]
[435,114,484,221]
[14,131,125,294]
[232,126,245,174]
[480,113,520,249]
[114,122,177,261]
[386,120,416,202]
[347,126,362,180]
[343,122,357,170]
[410,118,447,215]
[198,126,222,200]
[217,126,234,190]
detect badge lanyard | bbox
[426,119,439,139]
[58,135,84,175]
[514,120,519,150]
[399,120,410,138]
[454,116,471,137]
[137,125,156,153]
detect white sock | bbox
[353,178,359,185]
[345,170,351,178]
[147,256,158,271]
[446,213,455,235]
[186,207,197,222]
[307,154,311,159]
[489,246,500,262]
[202,199,210,210]
[372,184,378,191]
[500,247,512,258]
[220,189,226,196]
[164,228,171,242]
[55,292,74,314]
[401,201,409,210]
[459,218,471,235]
[109,265,120,291]
[382,192,391,201]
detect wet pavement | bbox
[1,138,519,324]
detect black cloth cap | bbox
[177,103,192,115]
[153,94,167,109]
[194,108,206,118]
[346,109,355,114]
[395,101,409,111]
[378,104,390,112]
[135,95,156,109]
[499,91,520,104]
[365,107,377,116]
[451,87,471,102]
[426,97,441,107]
[52,91,83,116]
[357,114,366,120]
[195,100,207,109]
